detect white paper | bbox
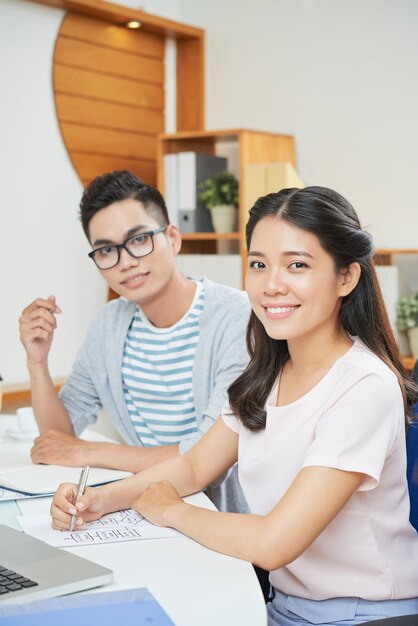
[17,509,181,547]
[16,496,52,516]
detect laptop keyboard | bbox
[0,565,38,595]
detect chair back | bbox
[407,421,418,531]
[407,360,418,531]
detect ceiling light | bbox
[126,20,142,29]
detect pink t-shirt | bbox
[222,340,418,600]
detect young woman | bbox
[51,187,418,626]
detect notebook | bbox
[0,466,132,495]
[0,525,112,605]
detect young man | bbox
[19,170,250,512]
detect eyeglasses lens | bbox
[126,234,152,257]
[93,234,153,269]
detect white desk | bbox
[0,414,267,625]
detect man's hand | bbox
[31,430,89,467]
[132,480,185,527]
[19,295,62,365]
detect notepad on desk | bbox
[0,465,132,495]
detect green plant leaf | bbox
[396,292,418,330]
[197,171,239,209]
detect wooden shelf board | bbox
[402,356,416,371]
[181,232,240,241]
[160,129,294,141]
[28,0,204,39]
[375,249,418,256]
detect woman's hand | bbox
[50,483,108,530]
[132,480,185,527]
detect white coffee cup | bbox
[16,406,39,435]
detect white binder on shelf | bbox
[163,153,179,226]
[177,152,227,233]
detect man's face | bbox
[88,198,180,305]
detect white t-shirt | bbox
[222,339,418,600]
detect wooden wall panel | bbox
[74,155,156,187]
[177,36,205,131]
[53,12,165,186]
[55,94,164,135]
[60,12,164,58]
[55,37,164,83]
[61,123,157,160]
[54,65,164,109]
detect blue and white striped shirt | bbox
[122,281,204,447]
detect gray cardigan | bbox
[59,278,251,512]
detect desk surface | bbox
[0,414,267,626]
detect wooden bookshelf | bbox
[157,128,296,283]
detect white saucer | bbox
[5,428,38,442]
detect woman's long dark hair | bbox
[228,186,417,432]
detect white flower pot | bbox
[408,327,418,360]
[209,205,237,234]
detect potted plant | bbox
[197,171,239,233]
[396,292,418,359]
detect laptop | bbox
[0,525,113,605]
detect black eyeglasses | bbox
[88,226,167,270]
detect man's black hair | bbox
[79,170,170,239]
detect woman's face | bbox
[245,217,354,343]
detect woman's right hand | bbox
[50,483,108,530]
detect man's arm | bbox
[29,289,250,474]
[24,296,182,471]
[19,296,74,435]
[31,430,179,472]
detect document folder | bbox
[0,588,176,625]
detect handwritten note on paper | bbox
[17,509,181,547]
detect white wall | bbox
[175,0,418,248]
[0,0,107,387]
[1,0,417,386]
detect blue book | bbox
[0,588,176,625]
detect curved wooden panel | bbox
[61,123,157,160]
[60,12,164,58]
[55,94,164,135]
[54,66,164,110]
[74,155,156,185]
[53,12,165,186]
[55,37,164,84]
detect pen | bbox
[69,466,90,532]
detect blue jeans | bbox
[267,588,418,626]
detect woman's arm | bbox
[50,417,239,529]
[134,463,364,571]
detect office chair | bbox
[408,360,418,532]
[407,418,418,532]
[413,359,418,387]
